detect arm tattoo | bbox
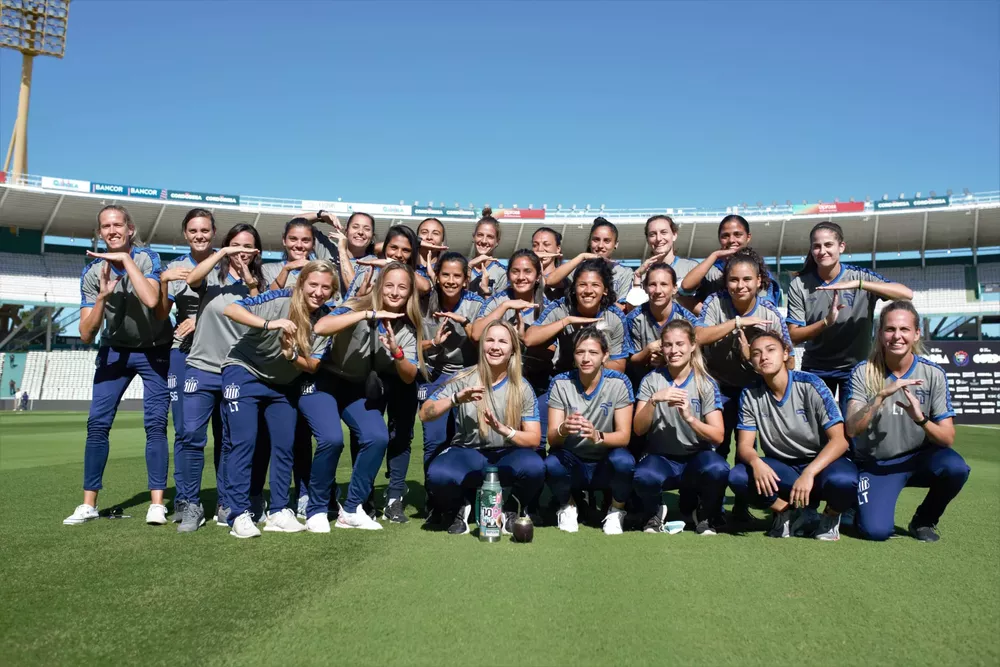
[424,402,440,420]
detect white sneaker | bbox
[602,507,626,535]
[230,510,262,539]
[263,508,307,533]
[305,513,331,533]
[556,504,579,533]
[146,503,168,526]
[63,504,99,525]
[335,506,384,530]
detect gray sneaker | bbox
[250,494,268,524]
[813,512,841,541]
[169,498,189,523]
[178,502,206,533]
[767,509,793,538]
[215,505,231,526]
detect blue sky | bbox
[1,1,997,209]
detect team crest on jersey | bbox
[167,373,177,389]
[690,398,702,414]
[184,377,199,393]
[913,388,929,405]
[795,408,809,424]
[841,290,856,307]
[301,382,315,396]
[224,383,240,400]
[599,401,613,418]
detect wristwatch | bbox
[914,415,929,426]
[317,209,326,219]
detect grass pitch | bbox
[1,412,998,666]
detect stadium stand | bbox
[19,351,46,401]
[0,252,86,306]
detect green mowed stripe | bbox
[1,414,998,666]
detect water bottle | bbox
[478,466,502,542]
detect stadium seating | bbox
[19,351,46,400]
[31,349,143,400]
[0,252,86,306]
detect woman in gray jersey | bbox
[845,301,967,542]
[263,218,325,292]
[64,205,175,527]
[220,261,336,538]
[172,223,263,532]
[312,262,427,529]
[293,210,372,295]
[531,227,569,302]
[729,332,857,541]
[467,208,508,298]
[420,320,543,535]
[416,217,450,286]
[546,328,636,535]
[152,208,218,522]
[625,262,697,391]
[787,222,913,414]
[345,225,431,299]
[417,252,484,521]
[630,215,700,296]
[633,320,728,535]
[544,218,634,308]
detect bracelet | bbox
[557,422,568,437]
[734,315,741,331]
[451,394,458,407]
[245,281,258,289]
[317,209,325,219]
[858,278,864,291]
[504,427,516,442]
[392,346,405,360]
[595,431,604,445]
[914,415,929,427]
[263,319,270,331]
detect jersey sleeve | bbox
[533,300,566,328]
[611,375,634,408]
[136,249,162,281]
[806,376,843,430]
[479,294,504,318]
[396,324,419,365]
[520,379,540,422]
[637,372,658,402]
[700,377,723,417]
[845,363,872,405]
[614,266,634,301]
[736,389,756,431]
[785,278,807,326]
[429,373,466,401]
[235,289,290,318]
[547,379,568,410]
[312,231,335,261]
[927,364,955,422]
[695,294,723,327]
[261,262,283,287]
[626,310,643,351]
[80,263,100,307]
[763,302,795,357]
[607,307,630,360]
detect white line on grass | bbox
[964,425,1000,430]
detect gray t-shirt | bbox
[786,265,887,376]
[668,256,700,287]
[696,292,793,389]
[847,356,954,461]
[683,258,783,306]
[548,369,634,460]
[570,261,634,302]
[423,291,485,380]
[531,298,631,375]
[320,306,419,382]
[638,368,723,457]
[470,259,509,298]
[80,247,174,348]
[625,301,697,389]
[165,254,199,351]
[262,261,303,290]
[737,370,843,461]
[430,368,539,450]
[479,289,553,396]
[222,290,330,385]
[186,269,251,374]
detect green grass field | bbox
[1,412,998,666]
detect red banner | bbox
[0,171,6,184]
[494,208,545,220]
[793,201,865,215]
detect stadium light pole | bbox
[0,0,71,180]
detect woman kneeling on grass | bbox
[632,320,728,535]
[728,332,858,541]
[845,301,968,542]
[419,320,543,535]
[546,328,635,535]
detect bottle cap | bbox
[484,465,499,473]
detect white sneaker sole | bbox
[63,516,97,525]
[306,524,331,534]
[558,525,579,533]
[263,524,306,533]
[335,520,382,530]
[147,517,168,526]
[229,529,261,539]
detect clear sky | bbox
[1,0,998,209]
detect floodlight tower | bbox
[0,0,70,179]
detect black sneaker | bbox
[425,507,444,527]
[643,514,663,534]
[693,509,717,536]
[447,504,471,535]
[501,511,517,536]
[908,517,940,542]
[382,498,409,524]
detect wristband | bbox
[914,415,929,427]
[504,427,516,442]
[858,278,864,291]
[451,394,458,407]
[734,316,741,331]
[557,422,568,437]
[392,346,405,360]
[317,209,325,219]
[263,320,270,331]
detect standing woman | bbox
[679,214,782,312]
[544,218,633,306]
[173,223,263,532]
[845,301,967,542]
[694,247,794,463]
[531,226,569,301]
[416,217,450,283]
[631,215,700,291]
[152,208,216,520]
[313,262,427,529]
[346,224,430,298]
[729,332,857,540]
[786,221,913,413]
[263,218,321,291]
[308,210,377,294]
[524,258,631,375]
[624,262,697,390]
[418,252,484,514]
[64,205,174,526]
[420,320,543,535]
[633,320,728,535]
[220,261,336,538]
[546,328,636,535]
[467,208,508,298]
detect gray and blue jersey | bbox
[164,254,199,352]
[625,301,697,387]
[786,265,887,377]
[696,292,793,389]
[681,257,783,306]
[666,256,700,288]
[548,369,634,461]
[479,288,553,396]
[423,291,485,380]
[737,370,843,461]
[638,369,723,457]
[847,356,954,461]
[222,289,330,386]
[531,298,631,375]
[186,269,251,374]
[320,307,419,382]
[429,368,539,451]
[80,247,173,348]
[570,261,634,302]
[470,259,509,297]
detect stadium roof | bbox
[1,171,998,264]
